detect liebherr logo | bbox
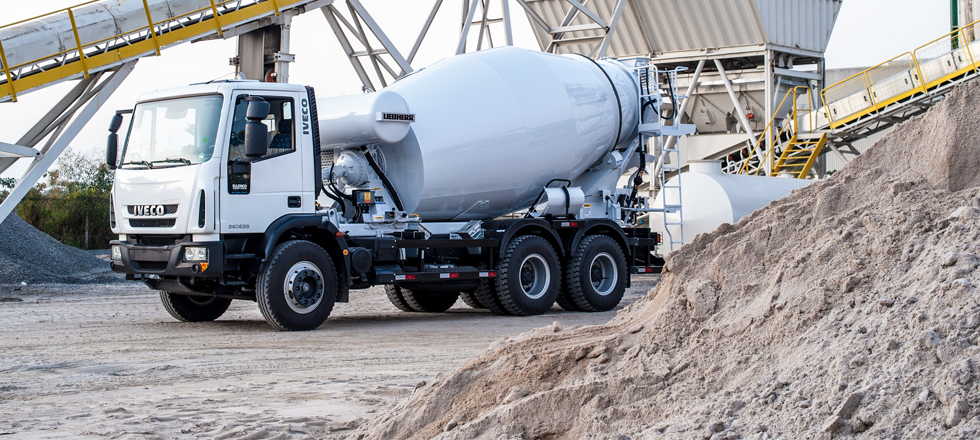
[134,205,166,216]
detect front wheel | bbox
[565,235,627,312]
[159,292,231,322]
[256,240,338,331]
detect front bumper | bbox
[109,240,224,276]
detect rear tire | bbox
[385,285,416,312]
[402,287,458,313]
[473,277,510,316]
[459,290,488,309]
[386,285,458,312]
[565,235,627,312]
[495,235,560,316]
[256,240,337,331]
[159,292,231,322]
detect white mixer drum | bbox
[378,46,640,221]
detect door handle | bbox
[288,196,301,208]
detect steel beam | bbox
[457,0,481,54]
[347,0,412,76]
[322,5,374,91]
[408,0,445,64]
[0,62,135,225]
[595,0,626,58]
[714,59,762,165]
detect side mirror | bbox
[106,112,126,169]
[244,98,271,158]
[106,134,118,169]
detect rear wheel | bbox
[565,235,627,312]
[256,240,337,331]
[384,284,416,312]
[495,235,560,316]
[159,292,231,322]
[385,285,458,312]
[459,290,487,309]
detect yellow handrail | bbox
[0,0,311,101]
[822,17,980,129]
[738,86,813,176]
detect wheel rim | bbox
[518,254,550,300]
[283,261,325,314]
[589,252,618,296]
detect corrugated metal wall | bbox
[823,67,891,173]
[524,0,842,57]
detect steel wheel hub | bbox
[589,252,617,296]
[284,261,324,314]
[518,254,550,300]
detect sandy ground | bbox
[0,276,658,439]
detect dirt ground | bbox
[0,276,657,439]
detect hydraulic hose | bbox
[364,149,405,212]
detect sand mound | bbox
[355,80,980,439]
[0,214,121,284]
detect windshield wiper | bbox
[149,158,192,167]
[120,160,151,169]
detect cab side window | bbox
[228,96,295,161]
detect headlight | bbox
[111,245,122,261]
[183,246,208,262]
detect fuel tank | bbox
[321,46,640,222]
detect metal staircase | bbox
[771,133,828,178]
[734,86,823,179]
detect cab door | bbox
[219,91,310,234]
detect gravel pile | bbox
[355,80,980,438]
[0,214,122,284]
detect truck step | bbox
[226,253,257,260]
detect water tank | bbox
[651,160,812,249]
[366,46,640,221]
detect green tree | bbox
[11,148,114,250]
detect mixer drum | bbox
[377,46,639,221]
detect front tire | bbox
[495,235,560,316]
[159,292,231,322]
[257,240,338,331]
[565,235,627,312]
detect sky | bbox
[0,0,953,179]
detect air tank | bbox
[651,160,813,250]
[322,46,640,222]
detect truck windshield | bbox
[120,95,223,169]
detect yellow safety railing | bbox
[822,18,980,129]
[0,0,304,102]
[738,86,815,176]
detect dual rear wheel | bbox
[392,234,626,316]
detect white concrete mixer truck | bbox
[106,46,691,330]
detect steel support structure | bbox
[0,62,136,224]
[515,0,626,58]
[321,0,412,92]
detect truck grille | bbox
[132,235,186,246]
[127,204,178,215]
[133,261,168,271]
[130,219,176,228]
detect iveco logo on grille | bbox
[134,205,167,216]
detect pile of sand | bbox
[0,214,120,284]
[354,80,980,439]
